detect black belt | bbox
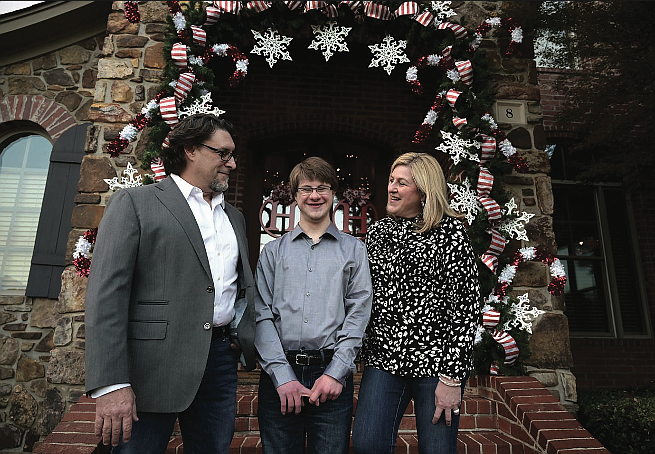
[212,325,230,341]
[285,349,334,366]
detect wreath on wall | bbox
[105,1,566,376]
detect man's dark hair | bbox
[160,114,235,175]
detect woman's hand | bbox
[432,380,462,426]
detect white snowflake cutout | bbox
[501,293,545,334]
[308,21,351,61]
[431,1,457,24]
[104,163,143,191]
[251,28,293,68]
[178,93,226,119]
[498,211,535,241]
[448,177,481,224]
[503,197,518,215]
[368,35,410,75]
[436,130,481,165]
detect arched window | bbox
[0,133,53,293]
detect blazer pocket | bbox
[130,301,169,320]
[128,321,168,340]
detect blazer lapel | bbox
[153,177,212,280]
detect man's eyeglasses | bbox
[297,185,332,195]
[200,143,238,162]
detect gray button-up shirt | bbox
[254,223,372,388]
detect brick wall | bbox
[538,67,655,389]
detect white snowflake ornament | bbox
[501,293,545,334]
[178,93,226,119]
[448,177,481,224]
[368,35,410,75]
[436,130,481,165]
[431,1,457,24]
[251,28,293,68]
[104,163,143,191]
[503,197,518,215]
[308,21,351,61]
[498,211,535,241]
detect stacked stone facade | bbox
[0,2,580,451]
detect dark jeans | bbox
[352,366,466,454]
[111,335,238,454]
[258,365,354,454]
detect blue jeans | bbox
[258,365,354,454]
[111,336,238,454]
[352,367,466,454]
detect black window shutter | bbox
[25,123,89,298]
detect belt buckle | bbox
[295,353,310,366]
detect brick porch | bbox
[33,376,609,454]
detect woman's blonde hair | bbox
[390,152,463,233]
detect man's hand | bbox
[94,387,139,446]
[276,380,312,415]
[308,374,343,406]
[432,381,462,426]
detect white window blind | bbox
[0,135,51,292]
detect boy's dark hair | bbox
[289,157,338,194]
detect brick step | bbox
[166,430,530,454]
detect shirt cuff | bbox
[90,383,131,399]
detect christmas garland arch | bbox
[106,1,566,376]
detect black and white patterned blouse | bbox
[362,215,480,380]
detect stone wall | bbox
[0,28,108,453]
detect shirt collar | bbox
[170,173,225,208]
[290,221,340,241]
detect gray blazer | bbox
[84,177,256,413]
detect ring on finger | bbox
[453,408,460,415]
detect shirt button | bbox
[308,268,313,272]
[203,323,211,330]
[311,245,315,250]
[207,286,214,293]
[304,319,308,323]
[306,292,310,297]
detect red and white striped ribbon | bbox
[159,97,179,126]
[477,167,494,197]
[174,72,195,104]
[323,3,339,17]
[483,310,500,329]
[490,361,500,375]
[446,89,461,108]
[161,133,171,150]
[214,1,241,14]
[246,1,271,13]
[492,330,519,364]
[442,45,453,62]
[414,10,435,27]
[437,22,468,39]
[284,1,304,10]
[480,228,506,272]
[151,158,166,182]
[455,60,473,87]
[394,1,418,17]
[204,6,221,25]
[480,198,502,220]
[452,117,467,129]
[171,43,187,69]
[304,1,325,12]
[479,134,496,164]
[190,25,206,47]
[364,2,393,20]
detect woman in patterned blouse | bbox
[352,152,479,454]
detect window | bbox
[550,141,650,337]
[0,134,52,293]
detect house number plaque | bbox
[493,101,526,125]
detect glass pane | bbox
[604,189,646,335]
[0,133,52,291]
[564,259,610,333]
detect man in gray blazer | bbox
[85,114,256,454]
